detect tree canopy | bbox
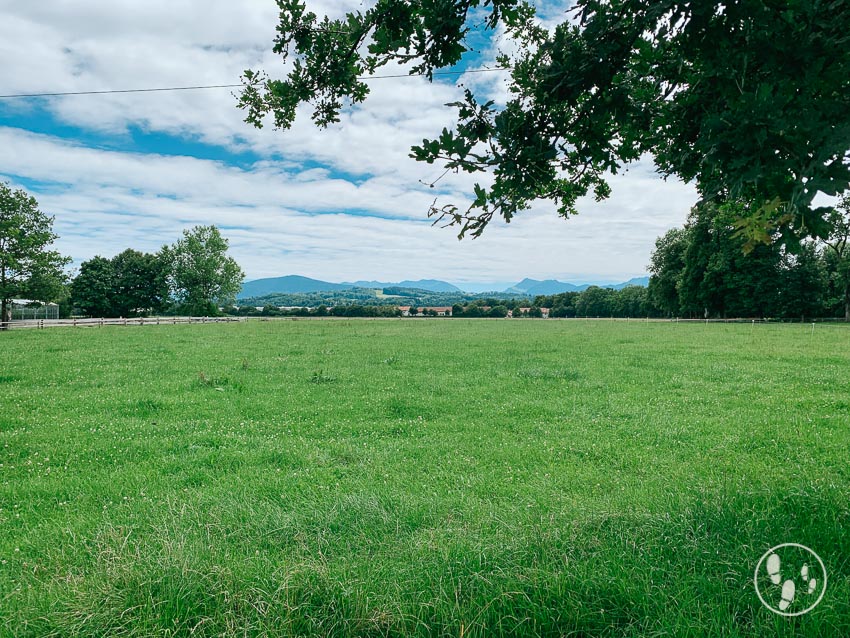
[162,225,244,315]
[71,256,116,318]
[71,249,169,318]
[647,228,689,316]
[239,0,850,242]
[0,183,70,327]
[822,194,850,319]
[646,199,847,320]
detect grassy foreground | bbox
[1,319,849,637]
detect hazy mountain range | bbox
[345,279,462,293]
[237,275,649,299]
[505,277,650,296]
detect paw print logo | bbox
[754,543,827,616]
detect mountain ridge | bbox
[238,275,352,299]
[238,275,650,298]
[508,276,650,296]
[344,279,462,293]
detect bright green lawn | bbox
[1,319,849,637]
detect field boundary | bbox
[3,316,247,330]
[3,315,848,330]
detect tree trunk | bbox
[1,298,8,330]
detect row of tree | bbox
[224,304,402,318]
[452,304,507,318]
[72,226,244,317]
[450,298,536,317]
[0,182,244,324]
[528,196,850,321]
[4,179,849,324]
[531,286,653,319]
[647,198,850,320]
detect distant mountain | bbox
[346,279,462,293]
[506,279,585,295]
[239,274,648,299]
[504,277,649,296]
[238,275,352,299]
[608,276,650,290]
[456,282,518,294]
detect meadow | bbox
[1,319,849,637]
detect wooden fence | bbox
[3,315,846,330]
[3,316,247,330]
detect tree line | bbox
[529,287,653,319]
[1,181,244,325]
[241,289,524,310]
[71,225,244,317]
[224,304,402,318]
[4,180,849,324]
[452,300,525,318]
[647,198,850,321]
[530,196,850,321]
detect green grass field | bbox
[2,319,849,637]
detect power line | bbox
[0,84,242,99]
[0,67,509,100]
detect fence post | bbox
[73,318,77,327]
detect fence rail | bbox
[3,315,847,330]
[3,316,247,330]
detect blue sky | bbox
[0,0,698,288]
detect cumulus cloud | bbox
[0,0,697,285]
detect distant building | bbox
[10,299,59,321]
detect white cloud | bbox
[0,0,698,285]
[1,127,695,283]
